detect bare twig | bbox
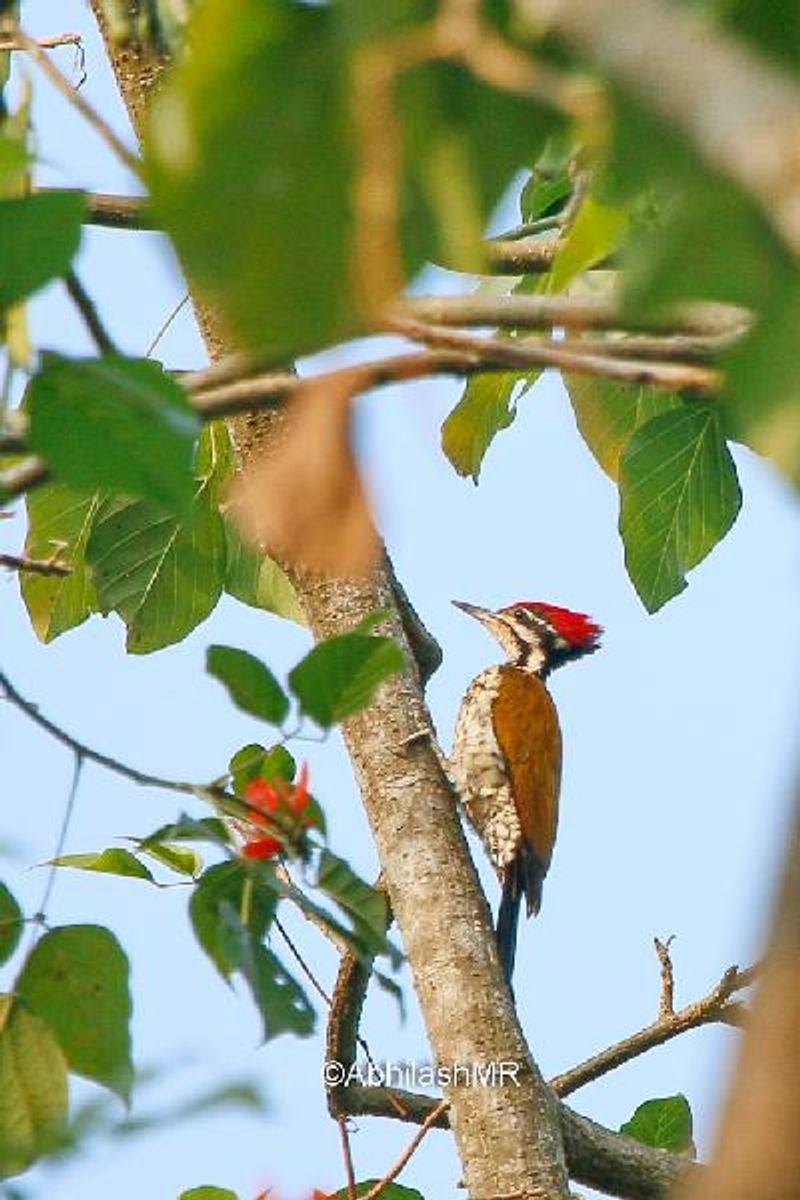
[0,552,70,578]
[390,317,720,393]
[362,1099,450,1200]
[337,1116,358,1200]
[0,668,211,800]
[339,1083,689,1198]
[403,294,750,339]
[14,28,141,176]
[654,936,676,1019]
[0,321,723,508]
[64,269,119,356]
[33,188,155,231]
[0,457,50,501]
[145,293,191,357]
[491,214,565,240]
[550,962,755,1098]
[31,752,83,939]
[0,32,81,51]
[274,915,332,1007]
[486,235,562,273]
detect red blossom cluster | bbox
[241,763,312,860]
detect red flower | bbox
[245,777,281,813]
[243,835,282,860]
[240,763,313,858]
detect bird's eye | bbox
[513,607,528,620]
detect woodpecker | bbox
[451,599,602,983]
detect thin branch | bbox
[321,873,690,1199]
[145,293,191,358]
[0,338,719,506]
[337,1116,358,1200]
[654,936,676,1019]
[558,333,734,364]
[339,1084,689,1198]
[0,457,50,501]
[402,294,750,338]
[389,317,720,393]
[550,962,755,1099]
[33,187,156,231]
[14,28,141,177]
[361,1099,450,1200]
[0,33,82,51]
[32,752,84,934]
[0,552,70,577]
[64,269,119,355]
[0,667,207,799]
[273,915,332,1007]
[486,235,561,274]
[490,214,565,240]
[0,325,723,507]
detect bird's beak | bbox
[452,600,495,625]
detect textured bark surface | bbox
[295,571,569,1197]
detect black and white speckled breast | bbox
[451,665,522,875]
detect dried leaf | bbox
[227,379,378,576]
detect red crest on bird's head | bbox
[503,601,603,650]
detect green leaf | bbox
[48,849,155,883]
[223,520,305,625]
[564,376,683,480]
[16,925,133,1101]
[229,743,296,795]
[619,404,742,612]
[216,904,315,1040]
[317,850,395,961]
[332,1184,423,1200]
[0,193,85,308]
[289,631,404,727]
[0,136,31,194]
[603,97,800,485]
[0,884,22,968]
[519,131,574,222]
[0,997,69,1178]
[441,372,522,482]
[147,0,356,358]
[520,169,571,223]
[87,485,225,654]
[139,816,231,848]
[28,356,200,512]
[21,484,102,643]
[135,841,202,878]
[189,862,277,980]
[179,1190,239,1200]
[620,1094,695,1155]
[206,645,289,725]
[547,196,627,293]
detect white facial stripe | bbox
[487,614,547,673]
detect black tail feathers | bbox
[496,849,546,987]
[496,879,522,985]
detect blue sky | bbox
[3,4,800,1197]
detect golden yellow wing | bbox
[491,666,562,906]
